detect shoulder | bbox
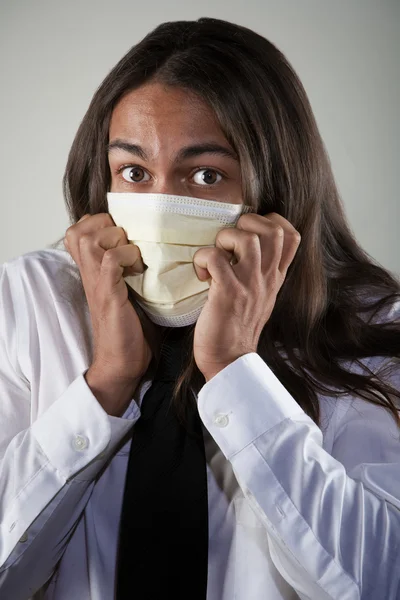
[0,246,88,348]
[320,367,400,465]
[0,245,84,309]
[1,242,76,282]
[0,245,90,380]
[320,293,400,445]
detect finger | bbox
[193,246,236,286]
[97,245,145,299]
[231,215,285,275]
[261,213,301,274]
[64,213,117,262]
[82,227,145,287]
[237,212,300,275]
[214,227,263,284]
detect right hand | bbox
[64,213,152,416]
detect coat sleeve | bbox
[197,352,400,600]
[0,263,139,599]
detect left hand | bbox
[193,212,301,382]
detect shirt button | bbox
[19,532,28,543]
[214,413,229,427]
[73,435,89,451]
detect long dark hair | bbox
[63,17,400,430]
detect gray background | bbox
[0,0,399,273]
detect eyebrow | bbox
[107,140,148,160]
[107,139,238,162]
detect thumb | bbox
[193,248,212,282]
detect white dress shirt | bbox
[0,247,399,600]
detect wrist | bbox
[85,365,141,417]
[202,353,255,383]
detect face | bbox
[108,82,242,204]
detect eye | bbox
[121,166,151,183]
[192,169,222,185]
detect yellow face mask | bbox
[107,193,251,327]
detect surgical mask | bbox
[107,192,251,327]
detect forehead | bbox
[109,82,226,143]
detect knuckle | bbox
[78,233,92,249]
[292,230,302,244]
[246,232,260,246]
[116,226,127,239]
[215,229,229,245]
[237,213,254,227]
[65,226,75,240]
[271,224,284,237]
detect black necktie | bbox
[115,327,209,599]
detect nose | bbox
[151,176,187,197]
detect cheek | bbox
[224,181,244,205]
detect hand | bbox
[64,214,152,416]
[193,213,301,382]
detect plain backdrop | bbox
[0,0,399,273]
